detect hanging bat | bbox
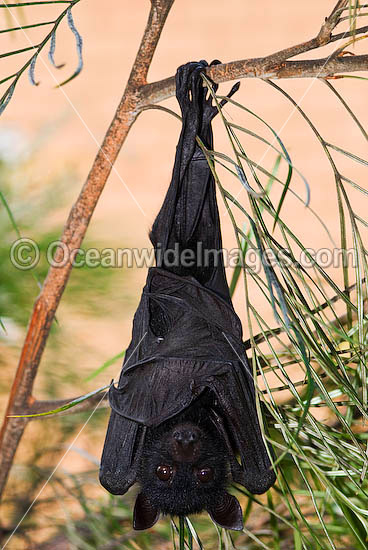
[99,60,276,531]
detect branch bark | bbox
[1,0,368,501]
[140,54,368,106]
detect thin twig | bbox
[260,0,348,66]
[331,24,368,42]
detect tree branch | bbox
[140,54,368,106]
[260,0,348,66]
[1,0,368,501]
[331,24,368,43]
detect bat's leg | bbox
[150,61,238,302]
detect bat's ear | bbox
[133,492,160,530]
[207,492,243,531]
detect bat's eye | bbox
[197,467,213,483]
[156,465,173,481]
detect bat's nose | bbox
[173,428,199,445]
[170,424,202,462]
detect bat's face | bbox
[134,399,243,531]
[138,420,228,514]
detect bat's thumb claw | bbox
[219,81,240,109]
[229,81,241,96]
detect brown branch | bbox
[331,24,368,43]
[1,0,368,501]
[0,0,174,499]
[260,0,348,66]
[140,54,368,106]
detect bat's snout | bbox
[173,426,199,444]
[170,423,202,462]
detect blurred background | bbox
[0,1,367,548]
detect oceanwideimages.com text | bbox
[9,238,361,273]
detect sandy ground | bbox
[0,1,367,545]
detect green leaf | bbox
[8,384,109,417]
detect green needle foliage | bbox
[196,76,368,550]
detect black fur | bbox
[137,396,231,516]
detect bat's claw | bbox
[175,60,241,150]
[176,60,209,112]
[219,81,240,109]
